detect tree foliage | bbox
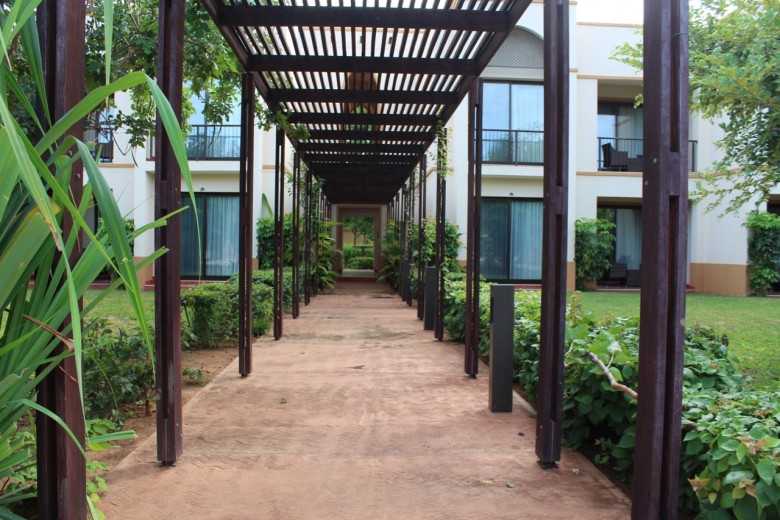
[745,211,780,296]
[84,0,308,148]
[612,0,780,213]
[343,216,374,246]
[574,218,616,289]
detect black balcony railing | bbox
[84,126,114,163]
[598,137,698,172]
[147,124,241,161]
[482,129,544,165]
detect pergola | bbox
[37,0,690,519]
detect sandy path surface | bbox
[101,282,630,519]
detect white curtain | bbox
[205,196,240,277]
[509,201,543,280]
[615,208,642,269]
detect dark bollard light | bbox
[423,266,436,331]
[489,284,514,413]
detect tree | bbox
[612,0,780,213]
[343,216,374,246]
[84,1,307,149]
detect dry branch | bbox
[585,351,638,400]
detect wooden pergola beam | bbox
[268,88,458,105]
[288,112,438,126]
[218,5,512,32]
[249,55,478,75]
[299,142,424,154]
[307,129,433,141]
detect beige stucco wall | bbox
[689,263,748,296]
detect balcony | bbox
[84,126,114,163]
[148,124,241,161]
[598,137,698,173]
[482,129,544,165]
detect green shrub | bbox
[441,285,780,517]
[745,212,780,296]
[574,218,616,289]
[181,283,235,348]
[83,319,155,421]
[382,217,461,292]
[346,256,373,269]
[181,276,275,349]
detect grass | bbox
[577,292,780,388]
[84,289,155,330]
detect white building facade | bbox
[97,1,779,295]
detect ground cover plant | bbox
[443,278,780,518]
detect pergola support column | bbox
[536,0,569,469]
[416,156,427,320]
[434,128,448,341]
[36,1,87,516]
[238,72,255,376]
[273,128,286,340]
[304,166,313,305]
[154,0,185,466]
[632,0,689,517]
[292,153,301,319]
[406,175,415,306]
[464,79,483,378]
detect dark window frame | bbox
[480,196,543,284]
[481,80,544,166]
[180,191,240,280]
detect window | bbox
[480,198,543,282]
[598,102,644,171]
[180,193,240,279]
[597,206,642,269]
[482,82,544,164]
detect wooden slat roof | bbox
[202,0,531,203]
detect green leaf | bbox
[756,460,776,486]
[724,471,755,486]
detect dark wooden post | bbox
[292,152,301,318]
[304,165,313,305]
[417,156,427,320]
[36,1,87,516]
[273,128,285,340]
[434,128,448,341]
[238,73,255,377]
[406,174,415,306]
[536,0,569,469]
[632,0,689,517]
[465,79,483,378]
[154,0,185,467]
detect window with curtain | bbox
[482,82,544,164]
[480,199,543,282]
[180,193,240,279]
[598,102,644,168]
[597,206,643,270]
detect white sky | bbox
[577,0,644,24]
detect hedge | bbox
[442,277,780,519]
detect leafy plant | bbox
[574,218,616,289]
[83,319,155,421]
[442,281,780,517]
[745,212,780,296]
[0,3,193,515]
[181,367,208,386]
[346,256,373,269]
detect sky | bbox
[577,0,644,24]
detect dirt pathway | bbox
[101,282,630,519]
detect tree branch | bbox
[585,351,638,400]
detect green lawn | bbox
[578,292,780,387]
[83,289,155,330]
